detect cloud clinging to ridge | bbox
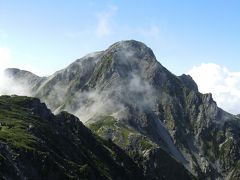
[188,63,240,114]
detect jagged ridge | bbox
[0,95,194,180]
[5,40,240,179]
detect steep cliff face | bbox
[0,95,193,180]
[5,40,240,179]
[0,95,143,180]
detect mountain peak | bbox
[109,40,150,49]
[4,40,240,179]
[107,40,156,62]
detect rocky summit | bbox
[5,40,240,180]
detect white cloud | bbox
[188,63,240,114]
[96,5,117,38]
[0,47,33,96]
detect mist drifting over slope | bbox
[0,72,30,96]
[4,40,240,179]
[0,47,32,96]
[64,71,156,122]
[2,41,172,124]
[0,67,34,96]
[35,41,159,122]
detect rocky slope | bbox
[5,40,240,179]
[0,95,192,180]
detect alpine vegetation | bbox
[4,40,240,179]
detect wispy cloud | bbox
[64,6,118,39]
[96,5,118,38]
[64,5,161,41]
[0,47,38,96]
[188,63,240,114]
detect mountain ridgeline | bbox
[0,96,144,179]
[5,40,240,179]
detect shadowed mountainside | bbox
[5,40,240,179]
[0,95,193,180]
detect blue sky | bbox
[1,0,240,113]
[0,0,240,75]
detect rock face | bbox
[0,95,193,180]
[5,40,240,179]
[0,96,138,179]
